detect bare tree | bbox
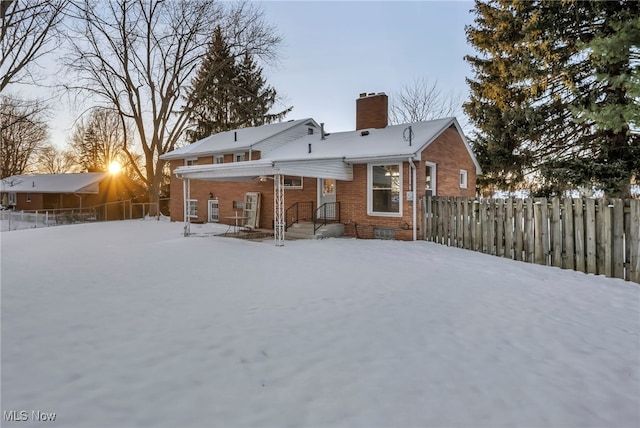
[0,95,49,178]
[34,144,78,174]
[0,0,69,92]
[62,0,281,206]
[68,108,130,172]
[389,77,464,125]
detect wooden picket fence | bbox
[422,196,640,283]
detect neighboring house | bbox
[162,92,481,241]
[0,172,134,213]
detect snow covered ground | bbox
[1,220,639,428]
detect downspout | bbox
[409,157,417,241]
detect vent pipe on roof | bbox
[308,143,312,153]
[234,131,237,142]
[320,123,325,140]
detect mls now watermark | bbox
[4,410,57,422]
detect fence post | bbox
[574,198,585,273]
[504,198,513,259]
[611,199,624,279]
[497,199,505,257]
[562,198,574,270]
[629,199,640,283]
[585,198,597,274]
[515,199,524,261]
[551,198,562,267]
[601,199,613,277]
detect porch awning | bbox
[174,158,353,181]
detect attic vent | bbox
[360,130,369,136]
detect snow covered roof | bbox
[171,117,481,181]
[1,173,109,194]
[160,118,319,160]
[265,117,481,173]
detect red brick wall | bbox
[169,162,319,227]
[420,127,477,197]
[356,93,388,130]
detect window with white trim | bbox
[186,158,197,166]
[368,163,402,216]
[215,155,224,164]
[187,199,198,218]
[425,162,436,196]
[460,169,468,189]
[26,193,31,202]
[283,176,303,189]
[234,153,245,162]
[8,192,16,206]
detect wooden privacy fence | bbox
[422,196,640,283]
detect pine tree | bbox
[465,0,640,197]
[186,28,291,143]
[186,27,239,142]
[234,53,292,127]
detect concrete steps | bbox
[285,221,344,240]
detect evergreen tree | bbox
[465,0,640,197]
[186,28,291,143]
[186,27,239,142]
[235,52,292,127]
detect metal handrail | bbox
[285,201,314,230]
[314,202,340,234]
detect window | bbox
[187,199,198,218]
[307,128,314,135]
[425,162,436,196]
[26,193,31,202]
[460,169,468,189]
[215,155,224,164]
[234,153,245,162]
[368,163,402,216]
[186,158,197,166]
[233,200,244,210]
[283,176,303,189]
[8,192,16,206]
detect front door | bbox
[317,178,336,219]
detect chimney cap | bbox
[359,92,367,98]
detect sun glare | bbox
[109,161,122,174]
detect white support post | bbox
[183,178,191,237]
[274,174,285,246]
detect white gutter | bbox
[409,157,417,241]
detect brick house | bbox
[1,172,136,214]
[161,92,481,242]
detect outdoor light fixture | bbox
[209,192,214,199]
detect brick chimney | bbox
[356,92,388,130]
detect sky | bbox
[2,219,638,427]
[12,1,477,148]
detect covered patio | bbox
[173,159,353,246]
